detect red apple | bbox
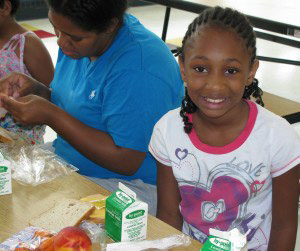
[53,227,92,251]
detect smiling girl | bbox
[149,6,299,251]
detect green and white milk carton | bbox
[0,151,12,195]
[105,182,148,242]
[201,235,232,251]
[201,228,248,251]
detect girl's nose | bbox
[205,71,225,91]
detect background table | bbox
[142,0,300,50]
[0,172,202,251]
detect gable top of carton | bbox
[119,182,136,200]
[106,190,135,211]
[106,183,136,211]
[106,183,149,211]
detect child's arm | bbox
[267,164,299,251]
[23,34,54,87]
[156,161,183,231]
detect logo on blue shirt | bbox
[89,90,96,100]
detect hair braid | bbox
[178,6,264,134]
[180,87,197,133]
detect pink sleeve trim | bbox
[271,156,300,174]
[149,144,171,164]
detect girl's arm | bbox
[267,164,299,251]
[23,34,54,87]
[156,161,183,230]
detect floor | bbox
[19,3,300,249]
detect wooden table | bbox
[262,92,300,118]
[0,172,202,251]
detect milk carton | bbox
[201,228,248,251]
[105,183,148,242]
[0,151,12,195]
[201,235,232,251]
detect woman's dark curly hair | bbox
[0,0,19,15]
[45,0,128,33]
[177,6,264,134]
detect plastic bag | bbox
[0,227,55,251]
[106,234,191,251]
[80,221,107,250]
[0,144,78,186]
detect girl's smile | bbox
[199,96,228,110]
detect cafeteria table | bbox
[0,171,202,251]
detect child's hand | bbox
[0,72,51,100]
[0,94,57,126]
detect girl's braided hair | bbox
[177,6,264,134]
[45,0,127,33]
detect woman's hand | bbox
[0,72,51,100]
[0,94,57,126]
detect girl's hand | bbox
[0,72,51,100]
[0,94,57,126]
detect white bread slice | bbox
[29,198,95,232]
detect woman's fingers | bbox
[0,94,52,126]
[0,94,22,117]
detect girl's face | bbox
[179,26,258,121]
[48,10,118,61]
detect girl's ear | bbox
[0,0,12,17]
[247,59,259,86]
[178,56,187,83]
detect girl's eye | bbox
[225,68,239,74]
[194,66,207,73]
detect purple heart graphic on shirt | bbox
[175,148,188,160]
[180,176,249,235]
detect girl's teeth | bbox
[206,98,224,103]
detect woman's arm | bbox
[48,101,147,175]
[0,94,146,175]
[267,164,299,251]
[23,34,54,87]
[156,161,183,230]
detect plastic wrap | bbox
[80,221,107,250]
[0,227,55,251]
[106,234,191,251]
[0,144,78,186]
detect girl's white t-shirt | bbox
[149,100,300,251]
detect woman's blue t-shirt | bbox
[50,14,183,184]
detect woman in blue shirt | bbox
[0,0,183,215]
